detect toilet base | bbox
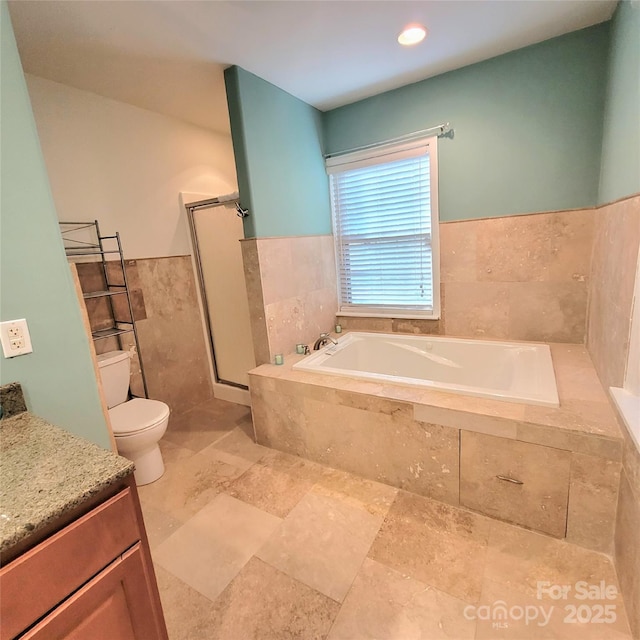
[125,443,165,486]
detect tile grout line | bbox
[324,489,402,639]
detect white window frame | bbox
[327,136,440,320]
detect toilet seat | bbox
[109,398,170,436]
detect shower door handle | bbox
[496,474,523,485]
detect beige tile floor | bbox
[139,397,633,640]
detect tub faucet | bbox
[313,332,338,350]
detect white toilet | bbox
[97,350,170,486]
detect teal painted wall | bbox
[599,0,640,204]
[323,25,610,222]
[224,66,331,238]
[0,3,110,448]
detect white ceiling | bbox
[9,0,617,135]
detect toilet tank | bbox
[96,351,131,408]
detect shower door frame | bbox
[185,198,249,391]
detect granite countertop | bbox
[0,411,134,556]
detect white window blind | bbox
[327,137,440,319]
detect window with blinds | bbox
[326,137,440,319]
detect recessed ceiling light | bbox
[398,24,427,46]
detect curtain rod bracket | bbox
[438,127,454,140]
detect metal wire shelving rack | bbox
[59,220,149,398]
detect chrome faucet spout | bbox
[313,332,339,350]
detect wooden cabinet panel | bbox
[23,544,159,640]
[460,431,571,537]
[1,489,139,640]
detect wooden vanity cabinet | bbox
[22,544,155,639]
[0,477,167,640]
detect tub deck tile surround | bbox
[249,342,623,459]
[460,431,572,538]
[248,339,624,553]
[250,374,461,504]
[566,453,621,553]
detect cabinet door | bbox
[22,544,163,640]
[1,488,140,640]
[460,431,571,537]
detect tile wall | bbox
[338,208,595,343]
[586,193,640,638]
[587,195,640,388]
[241,235,337,364]
[76,256,213,414]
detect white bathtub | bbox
[293,332,559,407]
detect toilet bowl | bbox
[110,398,170,486]
[97,351,170,486]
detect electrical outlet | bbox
[1,319,33,358]
[10,338,25,350]
[7,326,20,338]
